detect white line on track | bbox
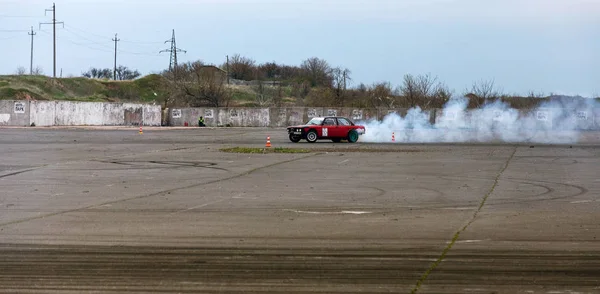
[570,200,592,204]
[284,209,371,215]
[171,199,227,214]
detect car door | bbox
[335,117,353,137]
[321,117,337,138]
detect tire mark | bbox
[89,160,229,172]
[0,166,48,179]
[438,175,587,205]
[410,146,518,294]
[0,153,320,229]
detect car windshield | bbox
[306,118,324,125]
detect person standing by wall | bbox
[198,116,205,127]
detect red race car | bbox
[287,116,366,143]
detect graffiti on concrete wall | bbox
[172,109,182,118]
[307,108,317,118]
[576,111,588,120]
[352,109,363,120]
[205,109,214,118]
[291,111,300,120]
[327,109,337,116]
[14,102,25,114]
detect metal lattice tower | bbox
[160,29,186,75]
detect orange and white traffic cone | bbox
[392,132,395,142]
[265,136,272,148]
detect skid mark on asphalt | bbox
[410,146,518,294]
[0,167,45,179]
[0,145,201,180]
[0,153,319,229]
[437,175,588,206]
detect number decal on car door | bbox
[322,128,328,137]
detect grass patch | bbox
[231,90,256,102]
[220,147,312,154]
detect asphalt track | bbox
[0,127,599,293]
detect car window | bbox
[307,118,324,125]
[323,118,336,125]
[337,118,352,126]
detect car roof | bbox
[311,116,350,119]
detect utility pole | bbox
[28,27,36,75]
[160,29,186,79]
[226,55,229,84]
[112,33,120,80]
[40,2,64,78]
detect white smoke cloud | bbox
[357,96,598,144]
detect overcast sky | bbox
[1,0,598,97]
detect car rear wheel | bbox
[289,134,301,143]
[347,129,359,143]
[306,130,318,143]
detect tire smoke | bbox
[357,96,598,144]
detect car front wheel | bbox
[306,130,318,143]
[289,134,301,143]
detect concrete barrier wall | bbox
[29,101,56,126]
[3,100,600,129]
[0,100,30,126]
[12,101,161,126]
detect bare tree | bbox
[399,73,449,109]
[301,57,332,87]
[15,66,27,75]
[369,82,396,108]
[467,79,501,107]
[258,62,280,79]
[32,66,44,75]
[224,54,256,81]
[82,67,112,79]
[115,65,141,80]
[254,80,272,107]
[331,67,351,106]
[400,74,420,107]
[177,61,231,107]
[430,82,453,108]
[527,90,545,98]
[273,83,284,107]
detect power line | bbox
[0,34,25,41]
[28,27,36,75]
[62,24,109,40]
[39,29,113,54]
[64,24,163,45]
[63,27,112,47]
[0,29,30,33]
[0,14,40,18]
[39,2,65,78]
[40,29,161,57]
[120,39,164,45]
